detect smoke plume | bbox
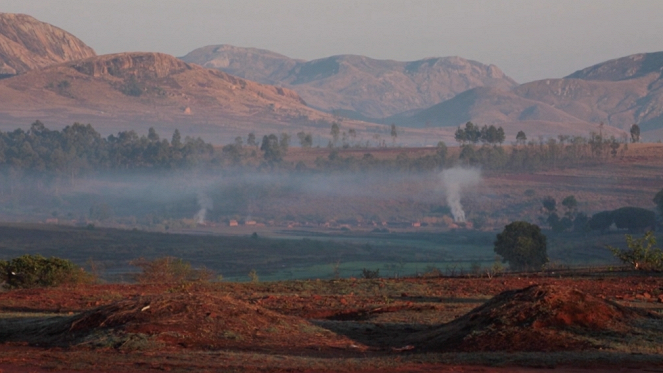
[194,193,213,224]
[440,167,481,222]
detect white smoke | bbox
[194,192,213,224]
[440,167,481,222]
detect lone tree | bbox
[516,130,527,145]
[630,123,640,143]
[494,221,548,271]
[330,122,340,146]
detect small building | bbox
[228,220,238,227]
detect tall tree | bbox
[630,124,641,143]
[330,122,340,146]
[516,130,527,145]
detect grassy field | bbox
[0,221,649,283]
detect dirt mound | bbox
[2,292,361,352]
[410,284,658,352]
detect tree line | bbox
[0,121,214,176]
[0,120,639,177]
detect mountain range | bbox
[181,45,517,119]
[1,12,662,143]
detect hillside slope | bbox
[390,86,625,139]
[390,51,663,140]
[515,52,663,132]
[181,45,518,118]
[0,52,378,143]
[0,13,96,77]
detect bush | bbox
[608,231,663,271]
[494,221,548,271]
[361,268,380,279]
[130,257,214,284]
[0,254,94,289]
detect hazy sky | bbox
[1,0,663,83]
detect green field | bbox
[0,222,640,282]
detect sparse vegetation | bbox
[130,256,214,284]
[608,231,663,271]
[0,254,94,289]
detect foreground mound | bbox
[410,284,659,352]
[2,292,360,352]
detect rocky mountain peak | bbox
[0,13,96,77]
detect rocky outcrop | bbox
[70,52,191,79]
[181,45,518,118]
[0,13,96,76]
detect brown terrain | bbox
[0,13,96,77]
[180,44,518,119]
[1,13,660,144]
[395,52,663,140]
[0,51,395,144]
[0,275,661,372]
[390,86,627,139]
[181,45,663,141]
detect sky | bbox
[1,0,663,83]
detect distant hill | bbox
[513,74,662,131]
[389,86,625,140]
[181,45,518,118]
[566,52,663,81]
[0,52,375,143]
[515,52,663,131]
[390,51,663,140]
[0,13,96,77]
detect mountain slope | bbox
[0,13,96,77]
[512,51,663,132]
[566,52,663,81]
[181,45,518,118]
[389,51,663,139]
[0,52,367,143]
[513,74,663,130]
[401,87,585,127]
[389,86,624,139]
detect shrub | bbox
[360,268,380,279]
[607,231,663,271]
[248,269,259,283]
[0,254,94,289]
[130,257,214,284]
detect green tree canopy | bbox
[494,221,548,271]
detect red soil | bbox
[411,284,657,352]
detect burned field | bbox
[0,274,662,372]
